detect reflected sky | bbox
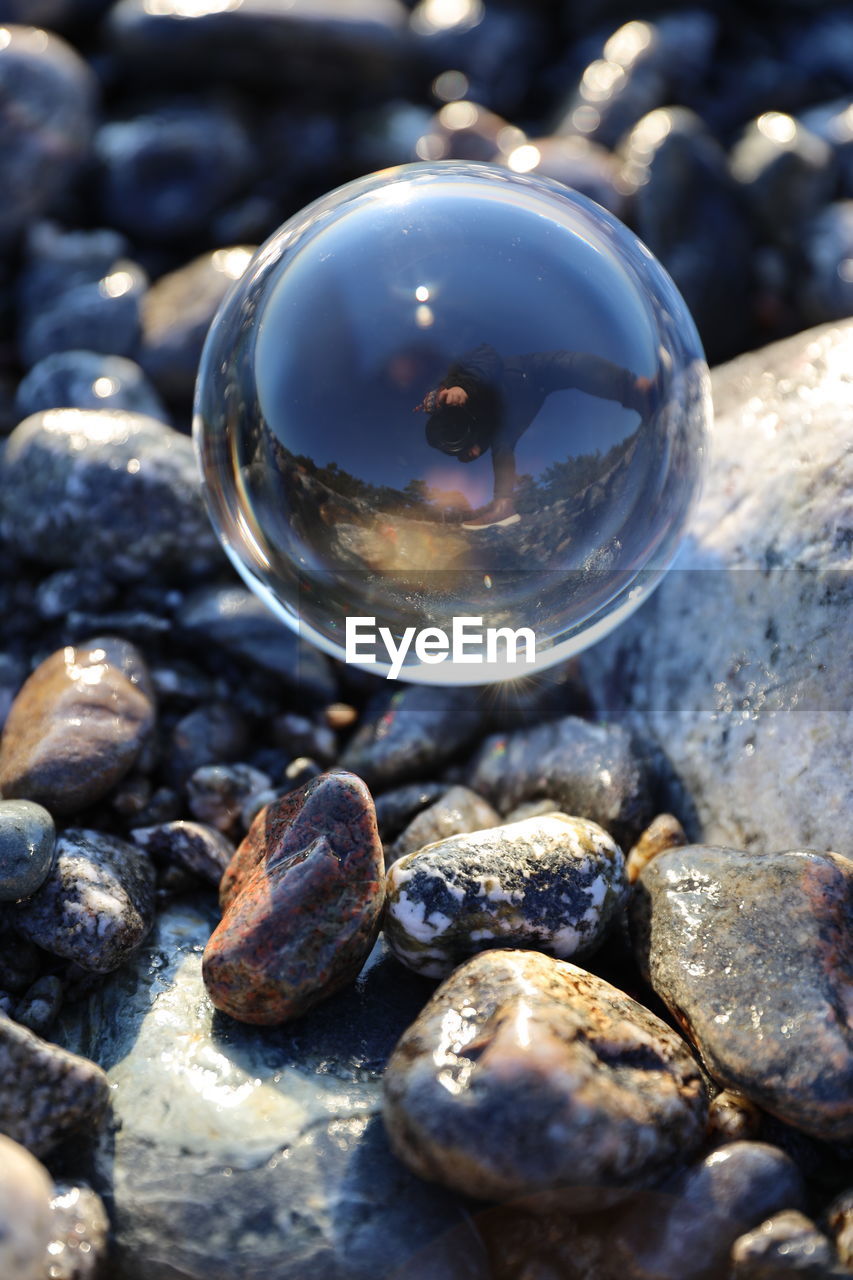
[254,180,657,501]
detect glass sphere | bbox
[194,162,710,684]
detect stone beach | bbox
[0,2,851,1278]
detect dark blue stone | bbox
[799,200,853,322]
[95,102,258,243]
[15,351,169,423]
[0,25,96,244]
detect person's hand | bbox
[439,385,468,406]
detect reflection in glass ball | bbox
[194,162,710,683]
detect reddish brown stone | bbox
[203,771,385,1025]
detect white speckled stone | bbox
[582,321,853,853]
[0,1135,53,1280]
[384,813,626,978]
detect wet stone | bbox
[138,246,255,401]
[374,782,448,843]
[167,702,250,784]
[729,112,835,247]
[187,763,272,838]
[0,1012,109,1156]
[14,975,64,1037]
[385,814,627,979]
[387,784,500,866]
[383,948,707,1203]
[0,638,155,815]
[340,685,486,791]
[631,845,853,1142]
[204,771,385,1025]
[0,27,95,245]
[95,101,257,243]
[131,820,235,888]
[55,899,485,1280]
[21,257,147,370]
[178,586,337,704]
[0,799,56,901]
[47,1184,110,1280]
[827,1190,853,1268]
[272,711,337,764]
[800,200,853,323]
[730,1210,838,1278]
[0,410,220,580]
[0,1134,53,1280]
[107,0,411,98]
[495,135,627,219]
[625,812,687,884]
[4,828,156,974]
[707,1090,763,1146]
[468,716,653,850]
[15,350,169,423]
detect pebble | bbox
[34,568,116,621]
[4,828,156,973]
[272,711,337,764]
[0,1134,53,1280]
[0,409,221,580]
[385,814,627,978]
[484,1140,807,1280]
[14,975,64,1037]
[131,820,235,888]
[0,638,155,815]
[707,1090,763,1146]
[107,0,410,98]
[620,106,755,362]
[204,771,385,1024]
[340,685,485,791]
[167,702,250,784]
[373,781,448,843]
[0,1011,109,1155]
[631,845,853,1142]
[96,101,257,242]
[800,200,853,323]
[730,1209,839,1278]
[0,933,43,994]
[0,799,56,900]
[625,812,686,883]
[0,26,95,245]
[46,1183,110,1280]
[468,716,653,850]
[187,763,272,838]
[20,258,147,369]
[387,784,500,865]
[15,350,169,422]
[383,948,707,1202]
[177,586,337,704]
[827,1190,853,1268]
[323,702,357,733]
[138,246,256,401]
[799,99,853,196]
[729,112,836,247]
[555,13,718,151]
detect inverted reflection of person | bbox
[416,344,655,529]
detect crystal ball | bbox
[194,161,710,684]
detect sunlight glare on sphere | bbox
[194,162,710,683]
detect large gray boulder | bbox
[582,320,853,855]
[55,899,487,1280]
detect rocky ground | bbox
[0,2,852,1279]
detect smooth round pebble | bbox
[0,1135,53,1280]
[386,784,500,866]
[383,948,708,1202]
[626,812,687,883]
[0,637,155,814]
[0,799,55,901]
[130,820,235,887]
[730,1210,837,1278]
[385,813,627,978]
[15,350,170,422]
